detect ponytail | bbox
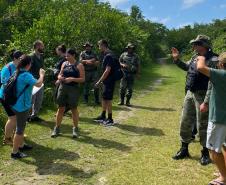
[16,55,31,75]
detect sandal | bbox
[209,180,226,185]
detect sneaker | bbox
[11,152,28,159]
[93,115,106,123]
[51,127,60,138]
[72,127,79,138]
[19,144,33,151]
[3,137,13,146]
[103,118,114,126]
[172,147,190,160]
[200,149,211,165]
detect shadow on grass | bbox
[60,132,131,152]
[131,105,176,112]
[115,124,165,136]
[22,140,97,178]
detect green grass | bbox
[0,63,216,185]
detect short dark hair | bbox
[66,48,78,57]
[57,44,67,53]
[98,39,109,48]
[33,40,44,49]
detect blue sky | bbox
[100,0,226,29]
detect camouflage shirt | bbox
[119,52,140,74]
[80,50,97,71]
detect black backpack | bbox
[105,53,123,81]
[3,71,29,106]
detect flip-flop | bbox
[208,180,225,185]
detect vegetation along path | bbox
[0,63,216,185]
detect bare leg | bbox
[209,149,226,182]
[12,134,24,153]
[56,107,65,127]
[71,108,79,128]
[4,116,16,139]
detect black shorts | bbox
[102,82,115,101]
[0,99,15,117]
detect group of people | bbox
[172,34,226,185]
[0,39,140,159]
[2,34,225,185]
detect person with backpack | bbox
[0,50,23,145]
[51,48,85,138]
[10,55,45,159]
[118,43,140,106]
[94,40,119,126]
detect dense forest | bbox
[0,0,226,134]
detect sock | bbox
[101,111,106,118]
[108,113,112,120]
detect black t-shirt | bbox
[102,52,116,84]
[62,62,80,86]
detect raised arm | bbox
[171,47,190,71]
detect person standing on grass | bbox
[118,43,140,107]
[11,55,45,159]
[0,51,23,145]
[197,52,226,185]
[80,42,100,105]
[51,48,85,138]
[94,40,116,126]
[28,40,45,122]
[171,35,218,165]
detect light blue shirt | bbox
[0,62,16,99]
[12,70,37,112]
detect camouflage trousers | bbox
[180,90,208,147]
[83,71,99,99]
[119,73,135,99]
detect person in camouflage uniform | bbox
[80,42,100,104]
[118,43,140,106]
[171,35,219,165]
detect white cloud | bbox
[100,0,129,7]
[176,22,193,29]
[220,4,226,9]
[149,16,171,24]
[182,0,205,9]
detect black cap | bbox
[13,50,23,59]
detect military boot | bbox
[126,97,131,107]
[200,147,211,165]
[172,142,190,160]
[118,95,125,105]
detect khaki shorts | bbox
[56,84,80,108]
[206,121,226,153]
